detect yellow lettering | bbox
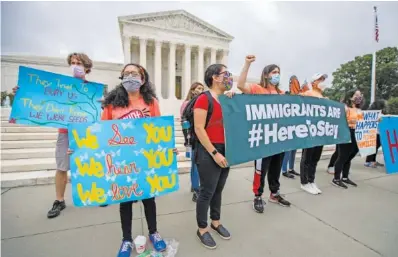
[75,157,104,177]
[28,74,52,87]
[56,79,73,90]
[21,98,44,111]
[69,106,86,116]
[72,128,99,149]
[143,123,172,144]
[77,182,106,204]
[146,174,177,194]
[46,103,64,113]
[143,149,174,169]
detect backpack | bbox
[181,91,214,150]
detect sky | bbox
[1,1,398,91]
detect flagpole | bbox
[370,6,379,104]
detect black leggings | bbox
[253,153,284,196]
[120,198,157,241]
[328,148,338,168]
[300,145,324,184]
[195,143,230,229]
[366,134,381,162]
[334,129,359,180]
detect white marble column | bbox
[197,46,204,83]
[139,38,147,68]
[184,44,192,97]
[123,37,131,64]
[222,49,229,66]
[168,42,176,100]
[154,40,162,98]
[210,48,216,65]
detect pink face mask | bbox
[71,65,85,78]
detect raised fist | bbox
[245,55,256,63]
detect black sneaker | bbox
[331,179,348,189]
[197,230,217,249]
[269,193,291,207]
[47,200,66,218]
[376,162,384,167]
[211,224,231,240]
[99,205,108,207]
[190,187,194,193]
[288,169,300,176]
[282,172,295,179]
[342,178,357,187]
[253,196,265,213]
[192,190,199,202]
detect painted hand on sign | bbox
[10,66,104,128]
[68,116,179,207]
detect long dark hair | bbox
[185,82,204,101]
[103,63,157,108]
[259,64,282,93]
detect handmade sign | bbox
[68,116,179,207]
[219,94,351,166]
[354,110,382,157]
[9,66,104,128]
[379,116,398,174]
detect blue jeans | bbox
[282,149,297,173]
[191,150,200,190]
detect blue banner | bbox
[219,94,351,166]
[10,66,104,128]
[379,116,398,174]
[68,116,179,207]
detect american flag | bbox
[374,6,379,43]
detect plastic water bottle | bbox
[181,120,192,158]
[4,96,10,107]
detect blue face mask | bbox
[269,74,280,85]
[122,77,142,92]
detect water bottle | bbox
[182,120,192,158]
[4,96,10,107]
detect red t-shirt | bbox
[193,94,224,144]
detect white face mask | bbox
[317,82,327,90]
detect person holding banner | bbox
[181,82,205,202]
[237,55,291,213]
[364,99,386,168]
[12,53,109,218]
[299,73,328,195]
[332,89,364,188]
[101,63,168,256]
[193,64,233,249]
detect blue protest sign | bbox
[219,94,351,166]
[68,116,179,207]
[9,66,104,128]
[379,116,398,174]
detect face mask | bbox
[122,77,142,93]
[269,74,280,86]
[224,76,233,90]
[316,82,326,90]
[353,96,363,105]
[71,65,85,78]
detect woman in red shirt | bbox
[101,63,167,257]
[237,55,291,214]
[194,64,233,249]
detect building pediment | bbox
[119,10,234,41]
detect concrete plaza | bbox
[1,157,398,257]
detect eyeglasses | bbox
[122,71,141,79]
[218,71,232,78]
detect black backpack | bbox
[181,91,214,150]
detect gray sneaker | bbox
[211,224,231,240]
[197,230,217,249]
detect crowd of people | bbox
[12,52,386,256]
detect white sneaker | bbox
[327,167,334,174]
[301,184,318,195]
[310,183,322,194]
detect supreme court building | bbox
[1,10,254,116]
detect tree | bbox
[387,97,398,115]
[324,47,398,107]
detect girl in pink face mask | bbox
[67,53,92,79]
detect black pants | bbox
[366,134,381,162]
[328,148,338,168]
[196,143,230,229]
[253,153,284,196]
[334,129,359,180]
[300,145,324,184]
[120,198,157,241]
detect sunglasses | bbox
[218,71,232,78]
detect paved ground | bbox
[2,157,398,257]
